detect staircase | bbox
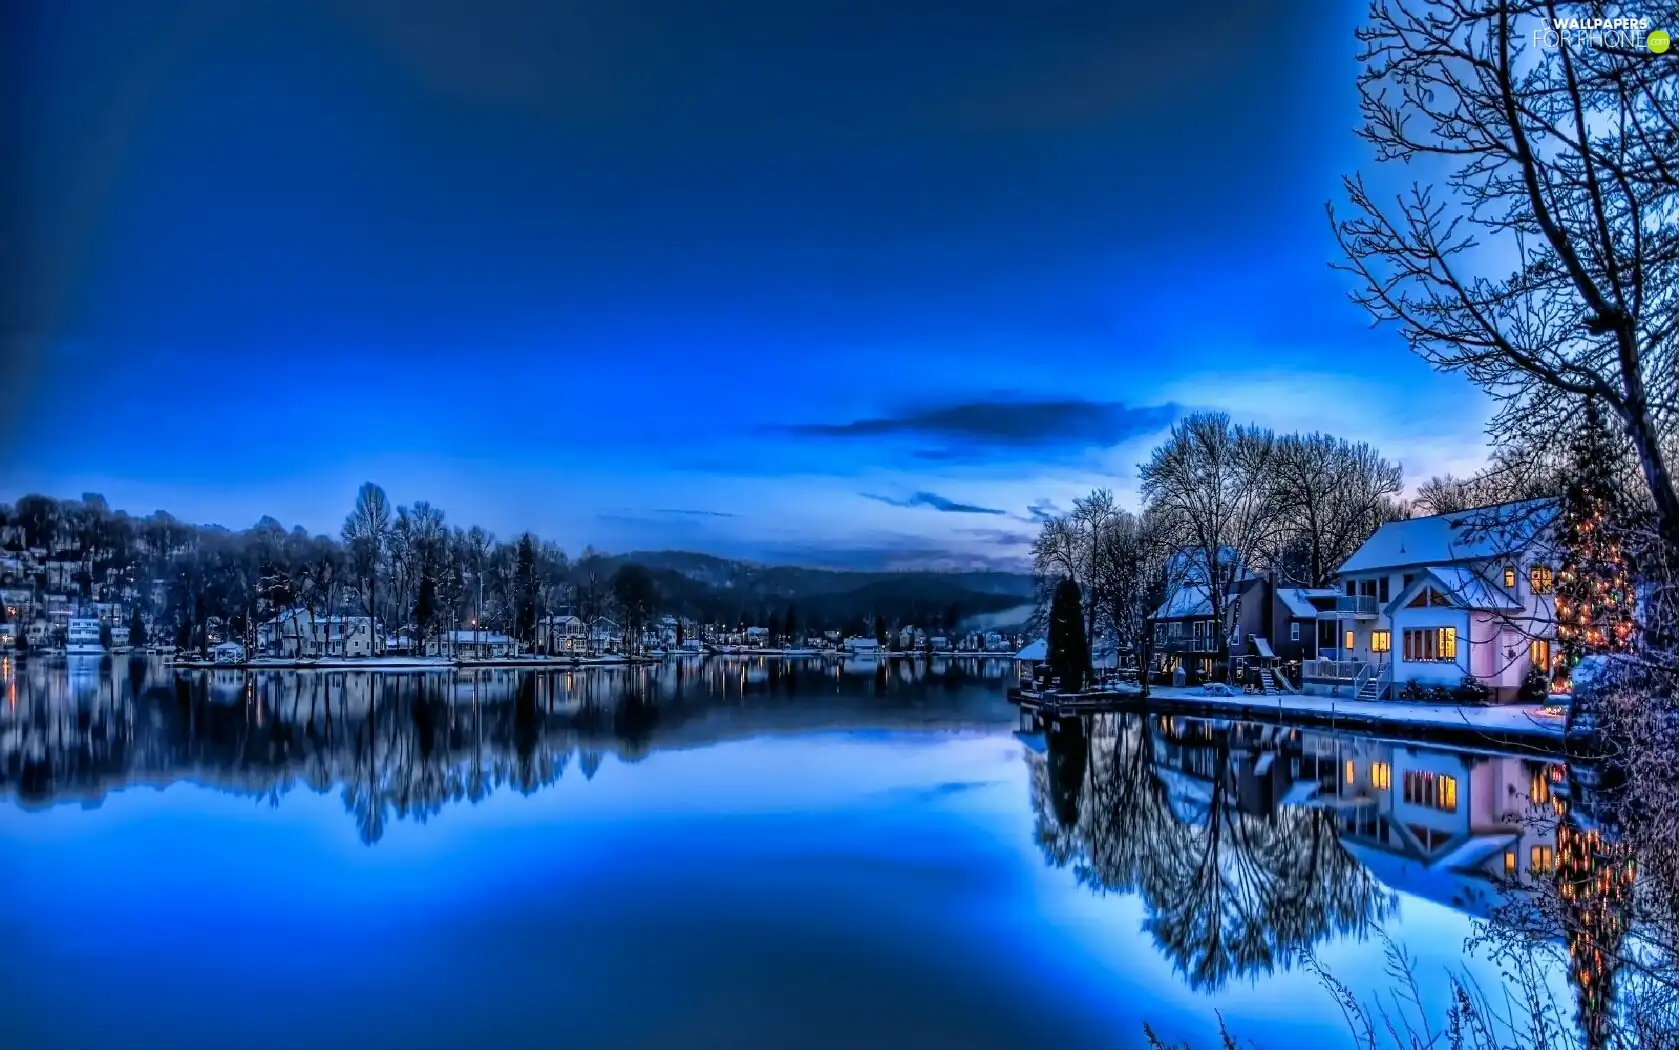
[1258,667,1280,695]
[1356,677,1383,702]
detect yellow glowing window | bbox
[1344,630,1355,651]
[1531,845,1554,874]
[1503,565,1516,588]
[1530,566,1554,594]
[1504,850,1516,875]
[1371,630,1391,654]
[1439,775,1457,812]
[1530,771,1551,805]
[1370,761,1391,790]
[1344,760,1355,785]
[1530,639,1550,669]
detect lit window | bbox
[1344,630,1355,651]
[1531,845,1554,874]
[1371,630,1391,654]
[1530,566,1554,594]
[1504,850,1516,875]
[1370,761,1391,790]
[1402,628,1457,662]
[1439,775,1457,812]
[1503,565,1517,588]
[1291,623,1300,642]
[1344,760,1355,785]
[1530,770,1551,805]
[1530,639,1550,670]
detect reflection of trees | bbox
[1030,713,1395,990]
[0,656,1015,843]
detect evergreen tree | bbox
[98,619,113,650]
[1047,577,1091,692]
[128,606,146,649]
[783,603,797,646]
[513,533,539,645]
[873,615,888,646]
[1555,399,1637,674]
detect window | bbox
[1378,577,1390,603]
[1370,761,1391,790]
[1530,770,1551,805]
[1344,630,1355,651]
[1372,630,1391,654]
[1530,566,1554,594]
[1345,760,1355,785]
[1503,564,1517,588]
[1403,627,1458,662]
[1345,580,1356,596]
[1290,622,1300,642]
[1402,771,1459,812]
[1154,624,1165,645]
[1504,850,1516,875]
[1530,845,1555,875]
[1402,573,1416,588]
[1529,639,1550,671]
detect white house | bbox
[536,614,589,654]
[431,629,514,659]
[588,617,622,654]
[843,636,880,655]
[257,609,376,658]
[1303,500,1558,702]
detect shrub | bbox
[1518,665,1550,702]
[1399,678,1427,701]
[1453,674,1491,704]
[1427,684,1452,703]
[1211,660,1228,682]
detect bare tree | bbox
[1331,0,1677,548]
[1270,432,1405,586]
[1140,413,1284,673]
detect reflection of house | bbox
[1304,500,1557,701]
[257,610,376,657]
[1328,742,1564,914]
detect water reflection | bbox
[0,655,1014,844]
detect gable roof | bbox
[1383,565,1522,615]
[1338,500,1557,575]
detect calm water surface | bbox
[0,655,1579,1049]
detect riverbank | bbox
[1008,683,1568,750]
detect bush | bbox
[1518,665,1550,703]
[1211,660,1228,683]
[1427,684,1452,703]
[1453,674,1491,704]
[1399,678,1427,701]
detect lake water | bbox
[0,655,1589,1049]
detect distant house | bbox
[843,636,879,655]
[257,609,376,658]
[588,617,622,653]
[536,614,588,654]
[928,635,950,652]
[211,641,246,664]
[0,623,16,649]
[431,630,514,659]
[745,626,770,647]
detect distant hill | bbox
[586,549,1037,631]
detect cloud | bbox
[861,491,1007,515]
[1019,499,1061,523]
[782,398,1178,450]
[956,527,1036,545]
[653,508,736,518]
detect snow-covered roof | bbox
[1277,587,1337,619]
[1431,833,1519,872]
[1151,583,1242,620]
[444,630,514,644]
[1015,639,1047,661]
[1384,565,1522,614]
[1339,500,1557,574]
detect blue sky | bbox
[1,0,1493,569]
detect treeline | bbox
[0,485,1026,649]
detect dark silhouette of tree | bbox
[611,564,658,651]
[1047,577,1090,692]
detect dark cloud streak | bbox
[862,491,1007,515]
[784,399,1176,450]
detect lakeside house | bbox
[256,609,377,658]
[429,629,514,659]
[1302,500,1559,702]
[536,614,588,655]
[843,636,880,656]
[588,617,622,653]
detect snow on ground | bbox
[1105,685,1566,739]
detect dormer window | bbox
[1530,566,1554,594]
[1503,564,1516,588]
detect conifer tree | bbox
[1554,399,1637,674]
[1047,577,1091,692]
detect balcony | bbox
[1316,594,1379,619]
[1301,659,1374,682]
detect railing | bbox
[1352,663,1372,697]
[1317,595,1379,617]
[1301,659,1374,681]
